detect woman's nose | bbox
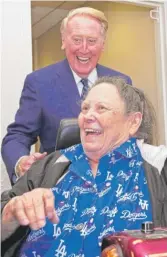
[84,109,96,121]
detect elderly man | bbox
[2,77,167,257]
[1,7,132,183]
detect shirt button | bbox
[75,223,84,230]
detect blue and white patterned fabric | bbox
[19,138,152,257]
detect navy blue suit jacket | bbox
[1,59,132,180]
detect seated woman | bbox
[2,77,167,257]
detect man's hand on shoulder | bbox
[16,152,47,177]
[2,188,59,230]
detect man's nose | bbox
[81,39,89,52]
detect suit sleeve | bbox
[1,74,42,180]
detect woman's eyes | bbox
[81,105,108,113]
[98,105,108,111]
[81,106,89,112]
[99,106,105,109]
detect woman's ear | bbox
[129,112,142,136]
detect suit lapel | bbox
[56,59,81,117]
[97,64,112,77]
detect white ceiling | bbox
[31,7,69,39]
[31,1,87,39]
[31,6,54,25]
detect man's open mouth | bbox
[77,56,90,64]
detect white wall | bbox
[1,0,32,191]
[164,2,167,142]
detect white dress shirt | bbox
[70,68,98,96]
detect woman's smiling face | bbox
[78,83,133,160]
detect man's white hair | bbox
[60,7,108,37]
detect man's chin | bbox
[74,66,93,77]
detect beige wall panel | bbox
[35,22,65,68]
[100,3,157,100]
[103,3,159,142]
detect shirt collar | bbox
[70,67,98,85]
[61,138,139,163]
[112,137,139,159]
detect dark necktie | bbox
[81,78,89,100]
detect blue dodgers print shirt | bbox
[19,138,153,257]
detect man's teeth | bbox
[77,57,89,63]
[85,128,101,135]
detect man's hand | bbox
[2,188,59,230]
[17,152,47,176]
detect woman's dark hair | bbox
[88,76,157,144]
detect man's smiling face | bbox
[61,15,105,78]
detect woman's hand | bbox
[2,188,59,230]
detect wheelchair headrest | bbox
[56,118,81,150]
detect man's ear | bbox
[61,44,65,50]
[61,42,65,50]
[129,112,142,136]
[101,38,105,52]
[61,36,65,50]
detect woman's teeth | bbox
[85,128,101,135]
